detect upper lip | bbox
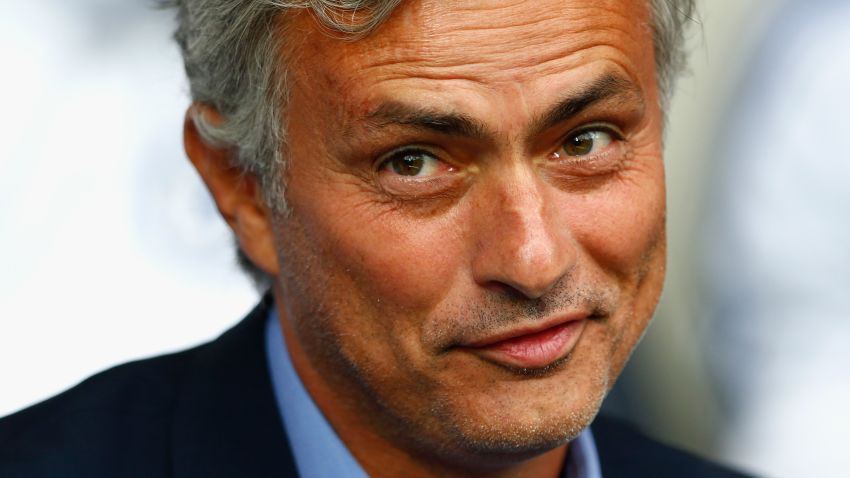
[460,312,589,348]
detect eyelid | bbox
[375,144,442,171]
[564,122,624,141]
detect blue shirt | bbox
[264,307,602,477]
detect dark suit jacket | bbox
[0,296,751,477]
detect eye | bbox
[379,148,449,178]
[560,129,615,157]
[545,126,626,181]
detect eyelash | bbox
[376,145,437,168]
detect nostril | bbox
[481,279,551,301]
[481,280,516,296]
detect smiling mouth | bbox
[460,317,588,370]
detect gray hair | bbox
[164,0,695,289]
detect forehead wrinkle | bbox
[385,2,638,60]
[353,29,642,86]
[356,39,644,89]
[413,0,635,37]
[298,1,652,97]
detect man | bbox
[0,1,750,477]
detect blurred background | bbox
[1,1,847,477]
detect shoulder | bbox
[591,415,754,478]
[0,347,197,477]
[0,295,288,478]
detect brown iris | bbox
[564,132,596,156]
[390,153,427,176]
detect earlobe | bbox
[183,104,280,276]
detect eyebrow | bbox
[362,71,642,141]
[528,72,644,138]
[365,102,491,139]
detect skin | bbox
[186,0,667,476]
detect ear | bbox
[183,104,280,276]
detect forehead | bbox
[287,0,655,125]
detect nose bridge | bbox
[472,167,576,299]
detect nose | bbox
[470,169,577,300]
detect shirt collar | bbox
[264,305,602,478]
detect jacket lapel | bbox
[170,295,299,477]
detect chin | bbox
[405,351,611,465]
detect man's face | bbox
[273,0,665,466]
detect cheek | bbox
[354,221,460,312]
[295,192,465,320]
[569,158,666,277]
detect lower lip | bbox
[467,320,586,370]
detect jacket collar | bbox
[170,294,299,477]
